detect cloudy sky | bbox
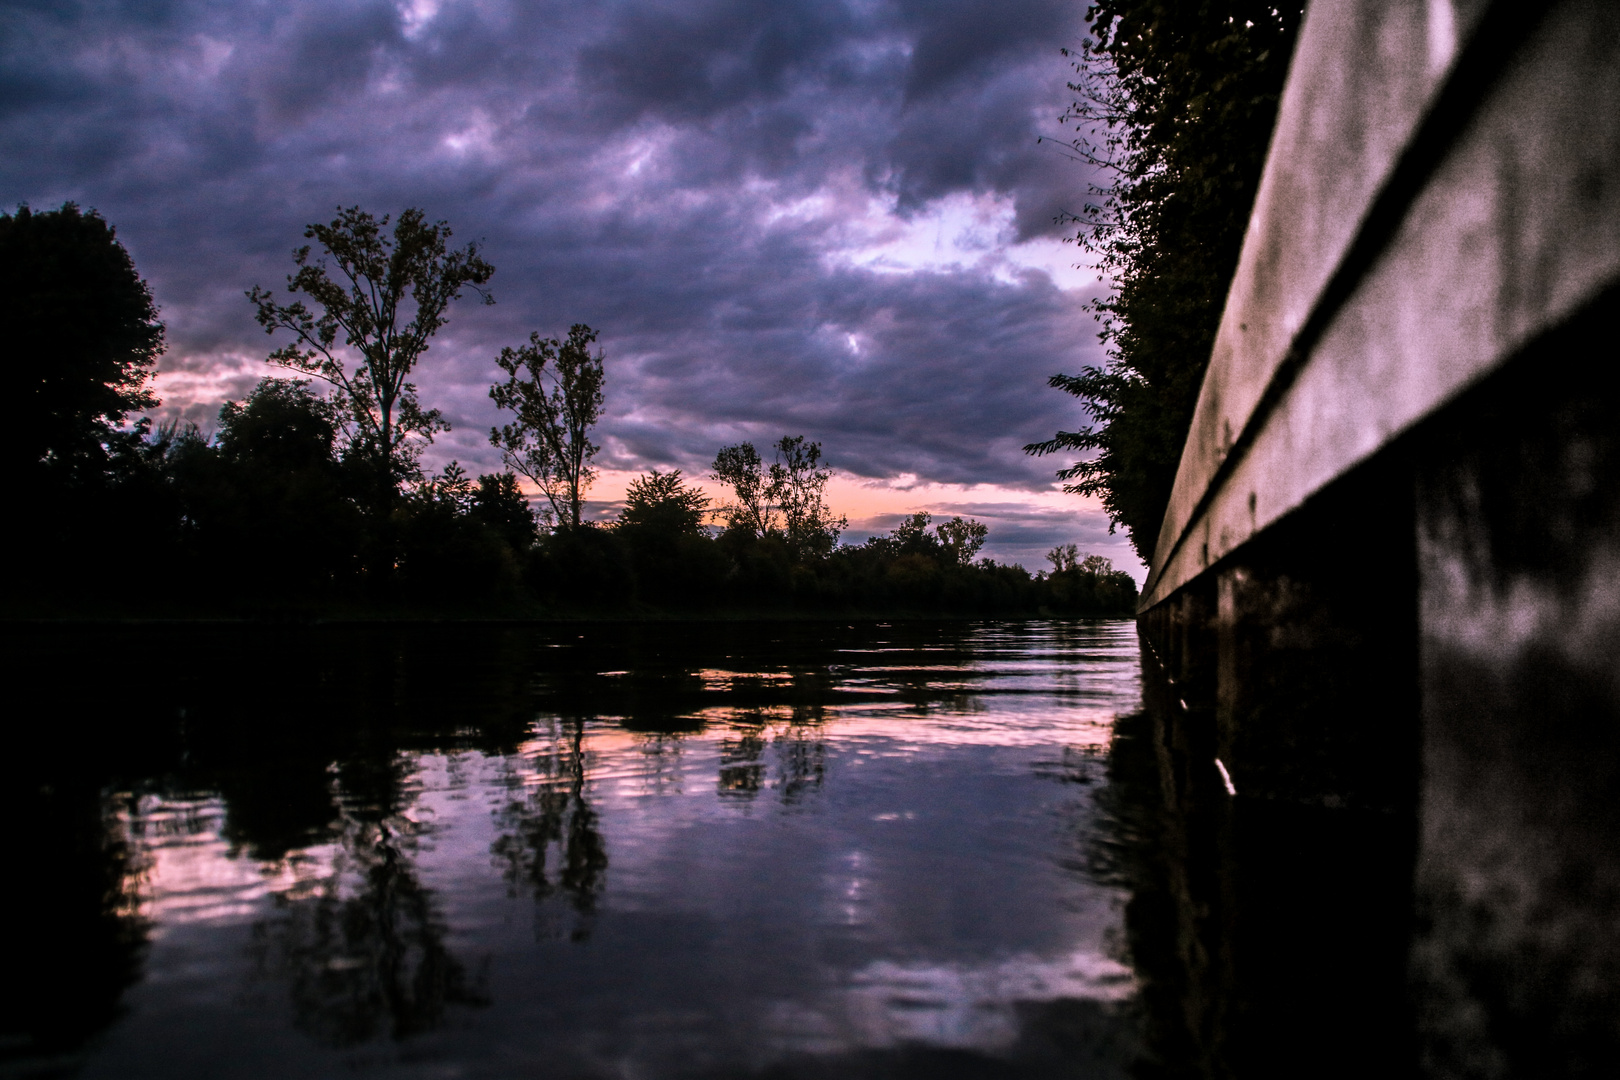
[1,0,1137,576]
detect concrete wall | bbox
[1410,298,1620,1075]
[1141,0,1620,611]
[1137,0,1620,1071]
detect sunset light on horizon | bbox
[2,0,1138,577]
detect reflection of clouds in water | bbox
[115,765,486,1047]
[68,622,1144,1073]
[764,949,1135,1054]
[117,796,340,930]
[849,950,1135,1048]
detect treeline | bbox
[23,380,1136,616]
[1025,1,1304,560]
[5,201,1136,619]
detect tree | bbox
[711,442,775,537]
[618,469,710,536]
[412,460,476,513]
[489,324,605,529]
[935,516,989,566]
[1047,543,1081,573]
[193,378,362,595]
[1026,2,1304,561]
[216,378,338,471]
[471,472,538,552]
[890,511,935,554]
[768,436,846,558]
[248,206,494,514]
[3,203,163,479]
[711,436,845,557]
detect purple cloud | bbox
[2,0,1128,569]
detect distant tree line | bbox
[1026,1,1304,562]
[4,201,1136,619]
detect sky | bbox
[1,0,1139,578]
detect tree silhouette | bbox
[216,377,339,471]
[935,516,989,566]
[618,469,710,536]
[489,324,605,529]
[470,472,538,552]
[711,442,776,537]
[768,436,846,559]
[248,207,494,516]
[3,203,162,481]
[1025,2,1303,560]
[711,437,845,557]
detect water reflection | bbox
[1099,644,1418,1078]
[247,762,489,1047]
[0,782,148,1065]
[492,717,609,936]
[5,621,1154,1078]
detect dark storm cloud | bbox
[1,0,1108,508]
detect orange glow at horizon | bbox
[559,468,1106,532]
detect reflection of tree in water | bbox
[490,717,607,940]
[718,721,768,798]
[775,721,826,803]
[251,753,486,1047]
[712,705,827,805]
[1,785,149,1062]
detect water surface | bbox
[4,620,1146,1079]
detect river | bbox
[2,619,1415,1078]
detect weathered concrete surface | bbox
[1140,458,1419,814]
[1143,0,1620,611]
[1134,0,1620,1071]
[1411,298,1620,1076]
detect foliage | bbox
[147,378,364,598]
[412,461,476,513]
[490,324,605,529]
[1048,542,1121,581]
[216,378,339,470]
[2,197,1128,620]
[769,436,846,559]
[821,512,1135,617]
[2,203,163,480]
[471,472,538,553]
[248,206,494,511]
[711,442,774,536]
[1026,1,1304,561]
[618,470,710,536]
[394,462,520,601]
[1043,547,1137,615]
[612,470,726,608]
[936,516,990,566]
[710,436,846,559]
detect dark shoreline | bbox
[0,608,1138,627]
